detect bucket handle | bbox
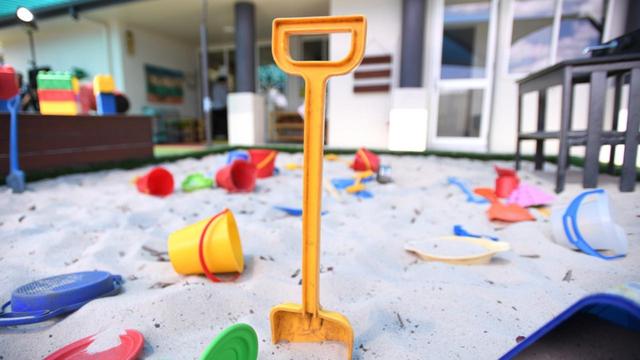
[562,189,624,260]
[198,209,241,283]
[256,151,277,170]
[356,149,372,171]
[0,301,56,326]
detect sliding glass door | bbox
[429,0,498,151]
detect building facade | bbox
[0,0,637,161]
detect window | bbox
[509,0,605,74]
[509,0,554,73]
[441,1,491,79]
[556,0,605,62]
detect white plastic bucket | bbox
[551,189,628,259]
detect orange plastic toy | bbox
[269,15,366,359]
[474,187,534,223]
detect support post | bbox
[234,2,256,92]
[199,0,212,146]
[399,0,425,87]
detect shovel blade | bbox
[270,303,354,359]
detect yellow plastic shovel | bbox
[269,15,367,359]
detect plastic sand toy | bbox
[0,271,123,326]
[45,329,143,360]
[405,236,510,265]
[216,160,257,193]
[227,150,250,164]
[249,149,278,178]
[447,177,489,204]
[494,165,519,198]
[346,176,366,193]
[453,224,498,241]
[352,148,380,172]
[474,187,535,223]
[274,206,328,217]
[500,282,640,359]
[199,323,258,360]
[181,173,214,192]
[135,167,174,197]
[269,15,366,359]
[168,209,244,282]
[285,162,303,170]
[551,189,627,260]
[507,183,554,208]
[377,165,393,184]
[4,94,25,193]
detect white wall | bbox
[0,17,199,118]
[118,25,198,117]
[328,0,401,149]
[0,17,111,81]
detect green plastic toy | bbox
[181,173,214,192]
[199,323,258,360]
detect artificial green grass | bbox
[2,144,638,185]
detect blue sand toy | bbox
[354,190,374,199]
[0,271,123,326]
[274,206,327,216]
[501,282,640,359]
[453,224,498,241]
[556,189,625,260]
[226,150,250,164]
[331,176,374,190]
[447,177,488,204]
[5,95,25,193]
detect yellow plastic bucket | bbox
[168,209,244,279]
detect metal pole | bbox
[399,0,426,87]
[200,0,212,146]
[27,29,36,69]
[234,2,256,92]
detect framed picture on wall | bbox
[145,64,184,104]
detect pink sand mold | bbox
[507,183,555,208]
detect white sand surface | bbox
[0,153,638,359]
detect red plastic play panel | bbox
[44,329,144,360]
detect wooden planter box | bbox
[0,114,153,174]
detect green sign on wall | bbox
[145,64,184,104]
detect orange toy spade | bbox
[474,187,535,222]
[269,15,366,359]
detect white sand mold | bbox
[86,328,127,354]
[405,236,511,265]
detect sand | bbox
[407,239,490,257]
[0,153,638,359]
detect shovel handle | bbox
[272,16,366,81]
[272,16,366,316]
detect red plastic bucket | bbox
[216,160,257,192]
[136,167,174,197]
[495,165,519,198]
[352,148,380,172]
[495,176,519,198]
[0,66,19,100]
[249,149,277,178]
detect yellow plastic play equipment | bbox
[167,209,244,277]
[404,236,510,265]
[269,15,366,359]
